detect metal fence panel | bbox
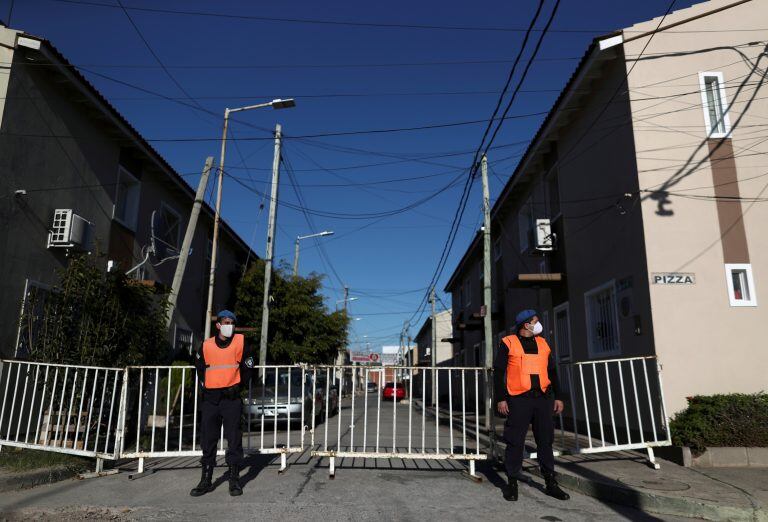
[310,365,488,479]
[0,360,125,459]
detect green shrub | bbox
[670,393,768,455]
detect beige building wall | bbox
[624,0,768,414]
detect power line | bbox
[49,0,768,35]
[49,0,608,34]
[408,0,558,327]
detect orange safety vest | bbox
[503,335,551,396]
[202,334,244,389]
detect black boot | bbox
[544,472,570,501]
[228,464,243,496]
[189,465,214,497]
[502,478,518,501]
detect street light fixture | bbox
[293,230,334,276]
[204,98,296,339]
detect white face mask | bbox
[219,324,235,338]
[529,322,543,336]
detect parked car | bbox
[242,370,338,426]
[367,381,378,393]
[314,372,340,419]
[382,382,406,401]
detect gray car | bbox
[243,370,338,426]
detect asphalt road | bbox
[0,393,684,521]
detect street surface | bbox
[0,394,686,521]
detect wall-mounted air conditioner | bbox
[47,209,93,251]
[534,218,555,252]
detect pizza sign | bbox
[651,273,696,285]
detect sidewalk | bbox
[417,400,767,521]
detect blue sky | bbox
[7,0,701,350]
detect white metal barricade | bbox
[531,356,671,468]
[310,365,489,479]
[0,360,126,470]
[119,365,313,474]
[0,357,671,476]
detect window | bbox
[699,72,731,138]
[154,203,182,259]
[553,303,572,362]
[113,166,141,231]
[493,237,502,262]
[518,198,534,252]
[584,281,621,357]
[464,279,471,308]
[546,170,561,218]
[174,326,194,355]
[725,264,757,307]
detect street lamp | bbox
[293,230,334,276]
[204,98,296,339]
[336,296,359,306]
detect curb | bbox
[0,466,79,493]
[533,467,767,522]
[416,400,766,522]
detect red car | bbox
[382,382,406,401]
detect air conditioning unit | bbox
[534,218,555,252]
[47,209,93,251]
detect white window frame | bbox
[584,280,622,358]
[699,71,732,139]
[553,302,572,362]
[113,166,141,231]
[724,263,757,307]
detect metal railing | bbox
[119,365,321,473]
[0,357,670,475]
[0,360,126,465]
[310,365,489,479]
[534,356,671,468]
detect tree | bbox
[235,260,349,364]
[19,253,171,367]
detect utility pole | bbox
[166,157,213,330]
[481,154,495,433]
[430,287,437,407]
[204,114,232,339]
[258,123,282,380]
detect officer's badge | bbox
[196,351,201,359]
[244,357,254,368]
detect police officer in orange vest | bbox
[494,309,570,502]
[190,310,254,497]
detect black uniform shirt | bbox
[194,334,255,398]
[493,333,564,402]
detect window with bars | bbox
[174,326,194,355]
[699,72,731,138]
[585,282,621,357]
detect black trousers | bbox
[503,395,555,479]
[200,394,243,467]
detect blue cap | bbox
[514,309,537,331]
[217,310,237,322]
